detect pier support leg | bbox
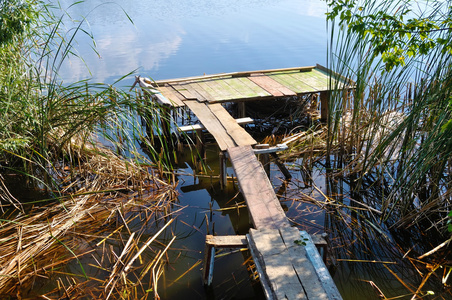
[320,91,329,122]
[219,151,227,190]
[237,102,246,118]
[255,144,271,178]
[195,129,205,171]
[160,106,171,141]
[203,242,215,286]
[270,153,292,180]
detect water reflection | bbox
[50,0,327,84]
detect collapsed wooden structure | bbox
[138,65,350,299]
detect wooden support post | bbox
[311,233,329,264]
[160,106,172,141]
[255,144,270,178]
[270,152,292,180]
[203,242,215,286]
[320,91,329,122]
[202,235,248,286]
[219,151,227,190]
[237,102,246,118]
[195,129,205,171]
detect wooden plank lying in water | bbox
[184,100,236,151]
[249,74,297,97]
[227,145,289,229]
[209,104,256,147]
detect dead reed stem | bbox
[0,139,179,299]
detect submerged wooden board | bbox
[227,145,289,229]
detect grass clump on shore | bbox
[0,1,179,298]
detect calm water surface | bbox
[54,0,327,83]
[47,1,448,299]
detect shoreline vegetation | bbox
[1,0,452,299]
[0,1,179,298]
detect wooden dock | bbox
[139,65,348,299]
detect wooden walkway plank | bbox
[157,85,186,107]
[290,71,329,92]
[236,77,273,97]
[248,228,306,300]
[196,81,226,102]
[209,104,257,147]
[279,227,330,300]
[214,79,248,100]
[227,145,289,229]
[203,79,239,101]
[300,231,342,300]
[182,83,209,102]
[189,82,216,102]
[184,100,236,151]
[268,71,317,94]
[223,77,265,99]
[169,83,198,100]
[249,74,297,97]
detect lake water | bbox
[47,1,450,299]
[54,0,327,84]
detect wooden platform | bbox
[151,64,349,107]
[139,65,346,300]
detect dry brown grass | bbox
[0,139,178,299]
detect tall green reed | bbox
[326,0,452,233]
[0,0,174,204]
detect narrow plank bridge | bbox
[139,65,348,299]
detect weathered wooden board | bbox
[184,100,236,151]
[223,77,264,99]
[196,80,226,102]
[290,71,329,91]
[300,231,342,300]
[203,79,238,101]
[169,83,198,100]
[236,77,272,97]
[248,228,307,299]
[227,145,289,229]
[189,82,216,102]
[209,104,257,147]
[205,235,247,248]
[279,227,330,300]
[157,85,186,107]
[248,227,341,300]
[249,74,297,97]
[268,71,318,94]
